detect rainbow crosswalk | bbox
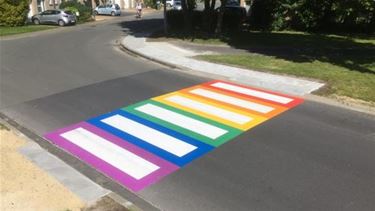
[44,80,304,192]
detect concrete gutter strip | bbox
[122,35,324,96]
[19,141,110,203]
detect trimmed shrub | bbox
[59,0,92,22]
[166,10,185,30]
[248,0,277,30]
[166,9,245,32]
[0,0,29,26]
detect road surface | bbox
[1,12,375,211]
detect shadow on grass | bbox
[170,31,375,75]
[118,18,375,75]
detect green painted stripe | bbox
[122,100,242,147]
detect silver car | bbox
[94,4,121,16]
[32,10,76,26]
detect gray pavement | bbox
[121,34,324,96]
[1,12,375,211]
[19,141,110,202]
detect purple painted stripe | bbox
[44,122,179,192]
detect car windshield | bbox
[226,0,239,6]
[64,10,73,15]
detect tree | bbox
[0,0,29,26]
[215,0,229,34]
[181,0,196,32]
[249,0,375,33]
[203,0,216,32]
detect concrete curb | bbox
[0,112,158,210]
[120,34,325,96]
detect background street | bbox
[1,13,375,211]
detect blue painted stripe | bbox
[87,110,214,167]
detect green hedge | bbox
[0,0,29,26]
[59,0,92,23]
[166,9,245,32]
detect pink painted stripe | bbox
[44,122,178,192]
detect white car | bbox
[172,1,182,10]
[166,0,175,7]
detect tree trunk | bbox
[163,0,168,34]
[208,0,216,31]
[215,0,226,34]
[181,0,191,33]
[203,0,210,31]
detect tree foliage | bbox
[60,0,93,22]
[0,0,29,26]
[249,0,375,33]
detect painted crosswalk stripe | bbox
[44,122,178,192]
[154,93,267,130]
[88,110,213,167]
[211,82,292,104]
[166,95,252,124]
[182,86,289,118]
[101,114,197,157]
[61,127,160,179]
[135,103,228,139]
[123,100,242,147]
[204,80,303,107]
[188,88,274,113]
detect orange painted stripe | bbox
[179,85,289,118]
[201,80,304,108]
[153,92,267,131]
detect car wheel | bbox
[111,11,115,16]
[33,19,40,25]
[94,11,98,15]
[58,20,65,26]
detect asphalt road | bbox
[1,13,375,211]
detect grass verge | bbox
[197,53,375,103]
[151,30,375,103]
[0,25,57,36]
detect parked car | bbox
[94,4,121,16]
[216,3,247,29]
[172,1,182,10]
[166,0,175,7]
[32,10,76,26]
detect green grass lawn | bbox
[0,25,57,36]
[159,30,375,103]
[198,54,375,103]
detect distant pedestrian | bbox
[136,1,142,18]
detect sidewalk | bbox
[0,125,84,211]
[121,34,324,96]
[0,122,136,211]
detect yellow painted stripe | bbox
[153,92,267,131]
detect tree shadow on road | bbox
[117,18,164,37]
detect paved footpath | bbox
[121,34,324,96]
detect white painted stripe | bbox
[190,88,275,114]
[165,95,253,125]
[135,103,228,139]
[211,82,293,104]
[102,115,197,157]
[61,127,160,180]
